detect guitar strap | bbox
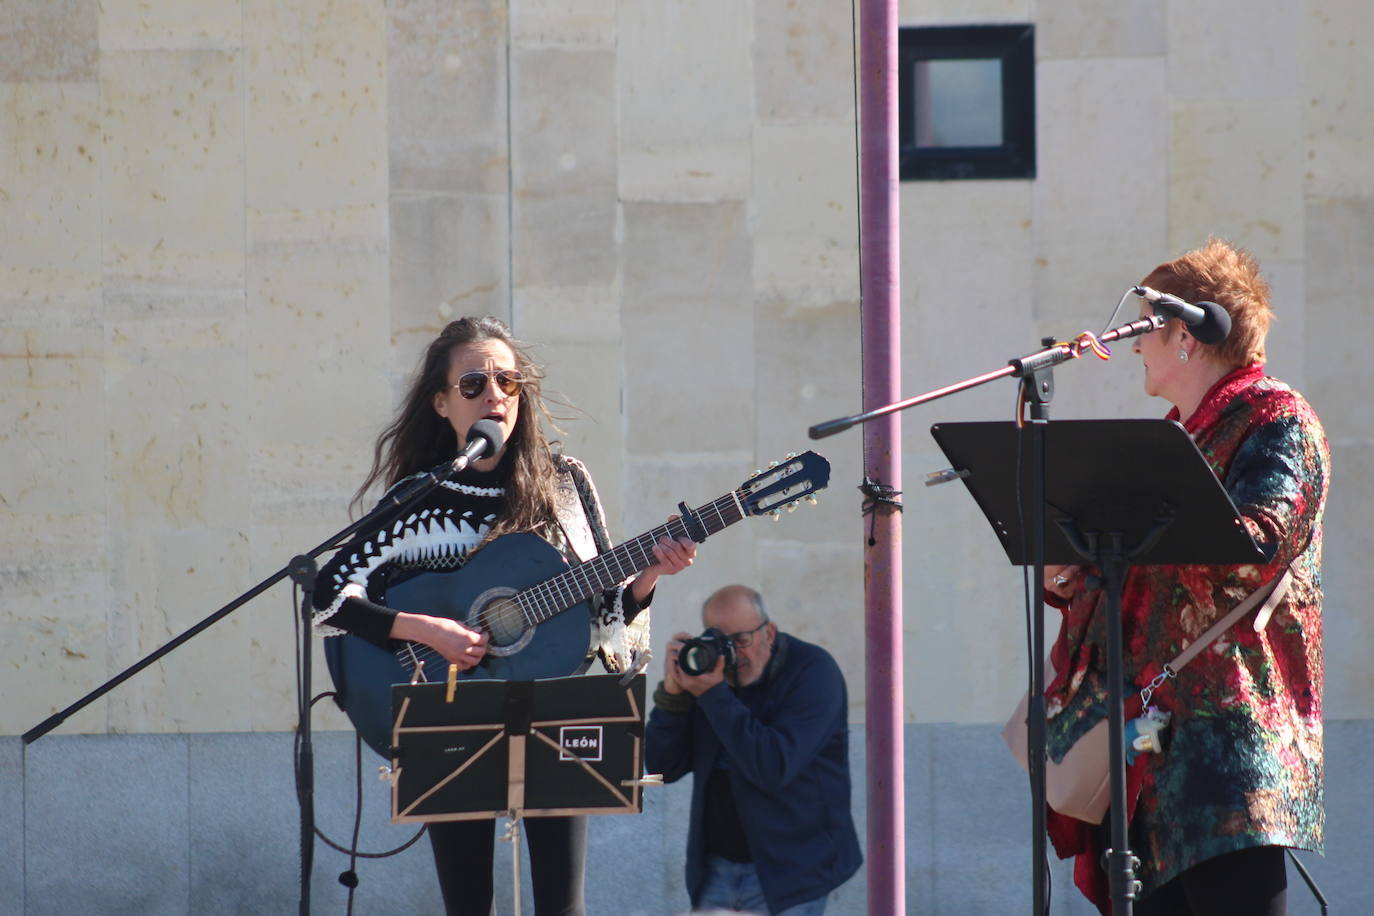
[553,455,610,563]
[553,454,649,673]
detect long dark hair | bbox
[352,316,562,541]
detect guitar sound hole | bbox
[480,596,526,647]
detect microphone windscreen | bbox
[465,418,505,459]
[1193,301,1232,345]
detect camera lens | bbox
[678,628,734,676]
[679,642,717,676]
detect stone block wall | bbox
[3,0,1372,910]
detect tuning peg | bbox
[768,510,780,520]
[754,468,763,476]
[806,495,818,505]
[768,460,778,469]
[786,501,798,512]
[786,451,797,459]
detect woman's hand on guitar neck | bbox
[631,517,699,604]
[390,612,490,670]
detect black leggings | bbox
[427,815,587,916]
[1136,845,1288,916]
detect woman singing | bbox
[1044,239,1329,915]
[312,316,696,915]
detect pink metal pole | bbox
[858,0,903,913]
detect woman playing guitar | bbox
[312,316,696,915]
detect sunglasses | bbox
[450,370,526,400]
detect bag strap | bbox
[1138,565,1293,707]
[1170,566,1293,672]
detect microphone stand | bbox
[290,553,319,914]
[23,435,499,915]
[810,314,1164,916]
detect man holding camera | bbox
[645,585,862,915]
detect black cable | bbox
[1012,396,1053,916]
[289,604,426,915]
[1286,850,1329,915]
[303,692,427,859]
[1015,387,1034,678]
[858,477,903,546]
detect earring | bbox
[1178,350,1189,362]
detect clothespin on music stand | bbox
[618,649,652,686]
[446,664,458,703]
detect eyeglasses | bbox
[449,370,526,400]
[726,620,770,648]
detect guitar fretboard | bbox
[516,489,746,626]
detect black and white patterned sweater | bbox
[311,457,648,671]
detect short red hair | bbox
[1140,238,1272,368]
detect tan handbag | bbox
[1002,567,1293,824]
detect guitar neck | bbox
[519,489,746,625]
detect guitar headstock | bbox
[737,451,831,518]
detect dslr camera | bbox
[677,627,737,676]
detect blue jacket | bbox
[645,633,862,913]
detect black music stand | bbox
[930,418,1264,914]
[387,673,648,822]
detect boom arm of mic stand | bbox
[807,315,1163,440]
[809,364,1018,439]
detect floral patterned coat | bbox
[1044,364,1329,903]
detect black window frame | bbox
[899,24,1036,181]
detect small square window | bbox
[899,25,1035,180]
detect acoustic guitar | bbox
[324,451,830,757]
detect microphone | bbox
[452,419,504,472]
[1132,285,1232,345]
[370,419,507,516]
